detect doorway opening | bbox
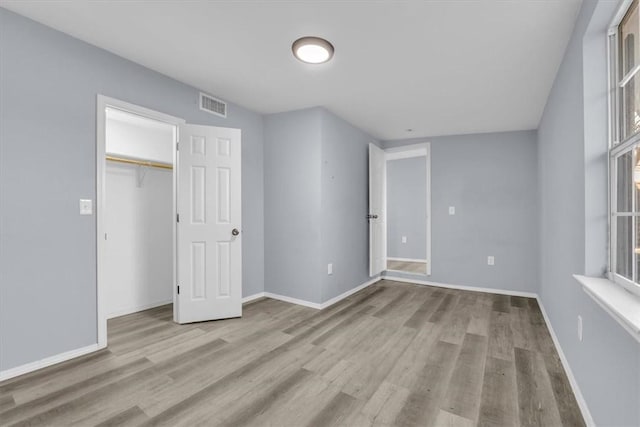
[96,96,183,349]
[96,95,243,349]
[369,143,431,278]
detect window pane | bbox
[617,150,633,212]
[621,73,640,139]
[616,216,633,280]
[636,146,640,211]
[611,34,620,146]
[620,0,639,77]
[636,216,640,283]
[620,1,640,140]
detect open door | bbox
[369,143,386,276]
[176,124,242,323]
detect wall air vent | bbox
[199,92,227,118]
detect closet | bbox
[104,107,175,318]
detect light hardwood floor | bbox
[387,260,427,275]
[0,280,584,427]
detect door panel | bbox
[176,124,241,323]
[369,143,387,276]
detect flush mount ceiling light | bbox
[292,37,334,64]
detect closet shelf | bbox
[106,155,173,170]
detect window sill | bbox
[573,274,640,343]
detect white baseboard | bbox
[261,277,382,311]
[382,275,538,298]
[387,257,427,263]
[318,277,382,309]
[263,292,323,309]
[242,292,266,304]
[536,296,595,427]
[0,343,100,383]
[106,299,172,320]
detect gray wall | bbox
[320,109,379,302]
[538,1,640,425]
[383,131,539,294]
[264,107,378,304]
[0,8,265,372]
[263,108,323,303]
[386,157,427,260]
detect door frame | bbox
[96,95,185,349]
[384,142,432,276]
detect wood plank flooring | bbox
[0,280,584,427]
[386,261,427,275]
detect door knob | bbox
[232,228,240,236]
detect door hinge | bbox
[176,142,179,151]
[177,213,180,223]
[177,284,180,295]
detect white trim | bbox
[242,292,266,304]
[385,148,427,161]
[260,277,383,311]
[574,275,640,342]
[381,275,538,298]
[383,142,431,276]
[618,63,640,88]
[264,292,324,309]
[387,257,427,263]
[609,0,633,29]
[318,277,382,309]
[106,299,173,320]
[536,294,596,427]
[0,344,100,382]
[96,95,185,349]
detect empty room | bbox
[0,1,639,426]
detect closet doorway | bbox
[96,96,243,349]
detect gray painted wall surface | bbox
[386,157,427,260]
[0,9,265,372]
[538,1,640,425]
[320,109,378,302]
[263,108,323,303]
[383,131,539,294]
[264,108,378,304]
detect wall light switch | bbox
[487,256,495,266]
[402,236,407,243]
[327,263,333,275]
[79,199,93,215]
[449,206,455,215]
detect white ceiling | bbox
[1,1,582,140]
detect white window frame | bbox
[608,0,640,296]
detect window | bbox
[609,0,640,295]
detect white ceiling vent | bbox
[199,92,227,118]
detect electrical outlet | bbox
[402,236,407,243]
[79,199,93,215]
[449,206,455,215]
[327,263,333,275]
[578,315,583,341]
[487,256,495,266]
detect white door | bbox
[176,124,242,323]
[369,143,387,276]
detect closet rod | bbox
[106,155,173,170]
